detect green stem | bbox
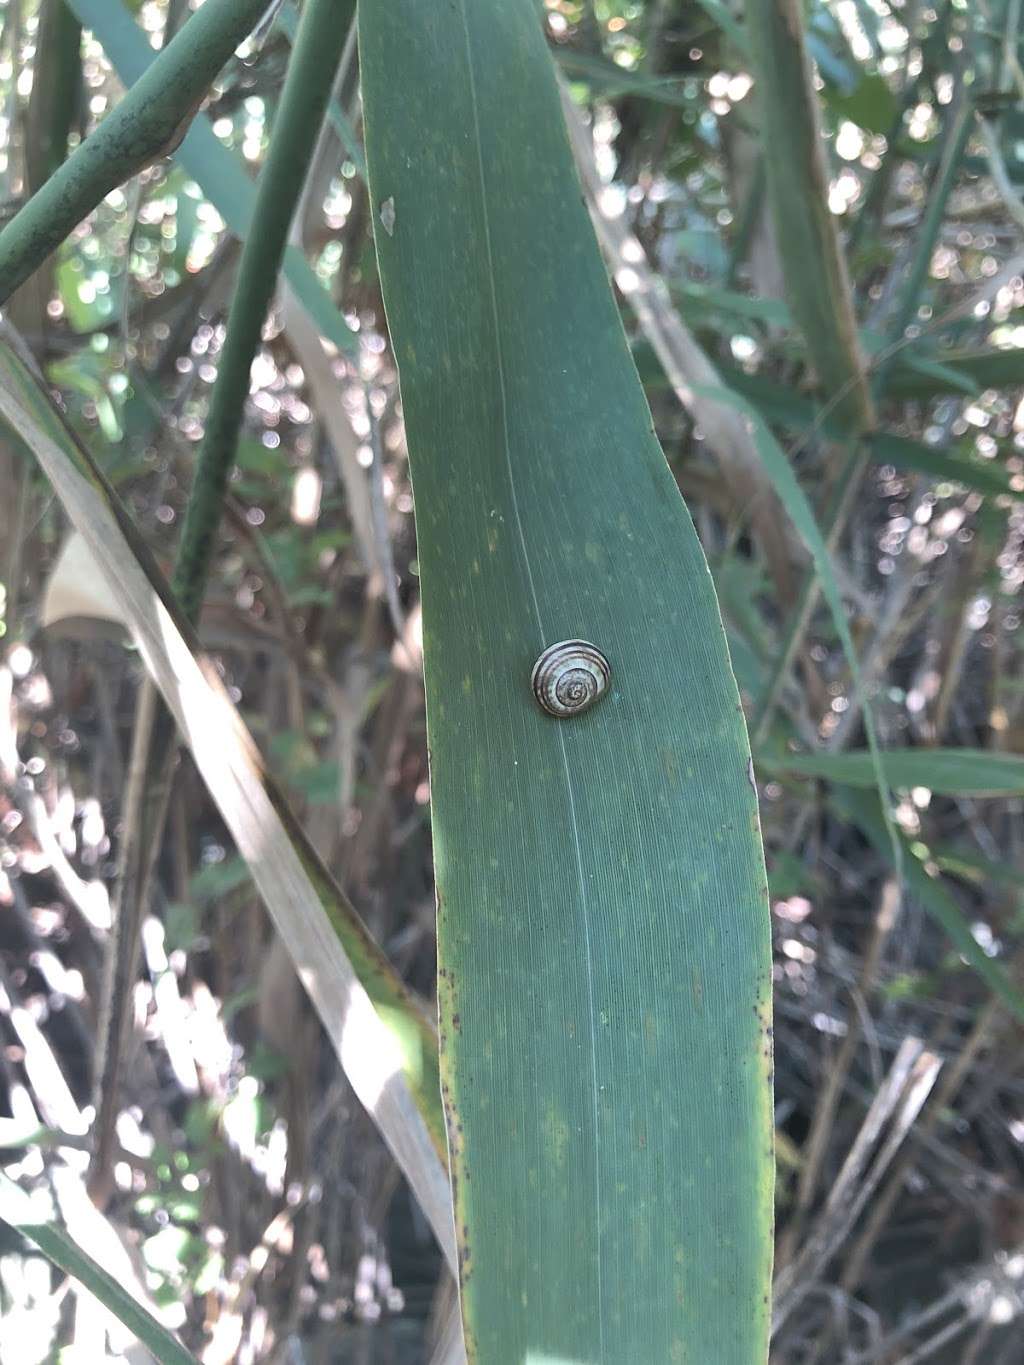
[162,0,192,47]
[1001,0,1023,93]
[25,0,82,191]
[750,442,866,747]
[172,0,355,622]
[725,157,765,289]
[0,0,267,302]
[877,93,972,377]
[276,0,366,179]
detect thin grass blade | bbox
[743,0,874,431]
[762,747,1024,796]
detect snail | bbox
[531,640,611,718]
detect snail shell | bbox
[531,640,611,718]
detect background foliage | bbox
[1,0,1024,1361]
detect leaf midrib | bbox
[456,1,607,1353]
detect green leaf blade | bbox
[763,747,1024,797]
[361,3,774,1361]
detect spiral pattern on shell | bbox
[531,640,611,718]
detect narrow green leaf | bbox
[275,1,366,178]
[762,747,1024,797]
[887,351,982,398]
[554,50,694,106]
[884,346,1024,399]
[66,0,357,356]
[361,3,774,1361]
[932,846,1024,895]
[870,431,1020,498]
[713,363,1023,501]
[831,790,1024,1020]
[696,384,898,846]
[705,383,913,944]
[671,281,793,329]
[743,0,874,431]
[876,101,971,371]
[0,1174,198,1365]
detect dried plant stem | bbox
[839,987,1012,1295]
[775,878,901,1271]
[88,682,177,1205]
[774,1040,942,1333]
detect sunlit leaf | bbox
[0,1173,199,1365]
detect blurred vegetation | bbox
[0,0,1023,1361]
